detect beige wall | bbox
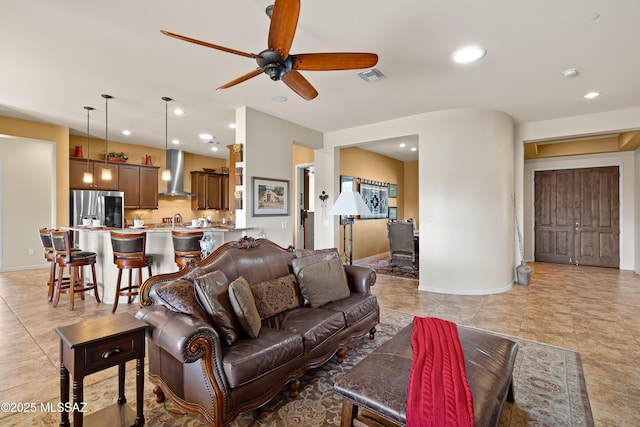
[1,115,69,227]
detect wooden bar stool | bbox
[39,228,80,302]
[50,230,101,310]
[110,231,153,313]
[171,230,204,269]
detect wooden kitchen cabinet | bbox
[191,171,228,210]
[69,158,119,190]
[118,164,158,209]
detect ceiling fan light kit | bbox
[161,0,378,100]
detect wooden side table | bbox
[55,313,147,427]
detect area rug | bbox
[357,255,419,280]
[6,309,592,426]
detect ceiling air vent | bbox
[357,68,385,82]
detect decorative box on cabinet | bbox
[69,158,119,190]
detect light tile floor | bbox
[0,261,639,425]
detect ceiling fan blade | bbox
[161,30,257,59]
[217,68,264,90]
[267,0,300,59]
[281,70,318,100]
[292,53,379,71]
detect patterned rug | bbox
[357,255,419,280]
[6,309,592,426]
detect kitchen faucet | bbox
[172,213,183,229]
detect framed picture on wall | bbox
[252,177,289,216]
[388,206,398,220]
[359,182,388,219]
[341,175,355,192]
[389,183,398,198]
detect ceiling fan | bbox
[161,0,378,100]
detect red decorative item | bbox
[107,157,127,163]
[74,146,84,158]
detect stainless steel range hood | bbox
[159,149,196,196]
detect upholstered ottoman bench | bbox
[334,322,518,427]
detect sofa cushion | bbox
[293,256,351,308]
[251,274,303,320]
[194,270,242,346]
[221,327,304,388]
[323,294,379,326]
[228,276,261,338]
[263,307,346,353]
[155,279,209,323]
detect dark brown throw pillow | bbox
[293,257,351,308]
[251,274,303,320]
[155,279,209,323]
[228,276,261,338]
[194,270,242,345]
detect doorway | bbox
[295,164,315,250]
[534,166,620,268]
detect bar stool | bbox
[110,231,153,313]
[171,230,204,269]
[50,230,101,310]
[39,228,81,301]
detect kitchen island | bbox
[64,225,254,304]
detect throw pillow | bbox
[294,257,351,308]
[155,279,209,323]
[228,276,261,338]
[194,270,242,346]
[291,248,339,274]
[251,274,303,320]
[294,247,338,259]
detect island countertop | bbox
[65,224,253,233]
[65,225,255,305]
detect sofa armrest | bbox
[343,265,376,294]
[136,305,223,364]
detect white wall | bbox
[236,107,322,248]
[319,109,515,295]
[0,136,55,271]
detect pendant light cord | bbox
[84,106,94,170]
[102,94,113,167]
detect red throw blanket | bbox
[407,317,474,427]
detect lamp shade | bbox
[328,191,372,216]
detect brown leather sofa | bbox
[136,237,379,426]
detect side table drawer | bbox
[84,331,144,374]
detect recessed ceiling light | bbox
[584,91,600,99]
[410,147,417,152]
[199,133,213,140]
[122,130,131,136]
[172,139,180,145]
[452,46,486,64]
[271,96,288,103]
[211,147,218,152]
[174,108,185,116]
[399,143,406,148]
[562,68,578,78]
[229,123,236,129]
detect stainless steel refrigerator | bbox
[70,190,124,228]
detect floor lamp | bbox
[328,191,372,265]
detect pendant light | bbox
[101,94,113,181]
[82,106,95,184]
[161,96,173,181]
